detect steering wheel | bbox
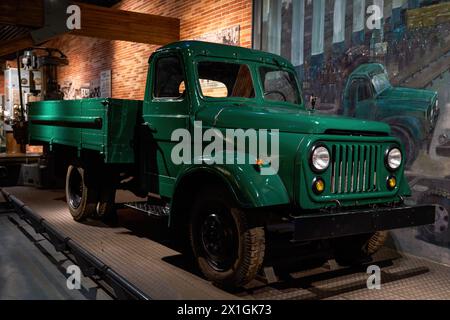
[264,90,287,102]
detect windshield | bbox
[195,60,302,105]
[259,67,301,105]
[371,72,392,94]
[197,61,255,99]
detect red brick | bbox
[30,0,253,100]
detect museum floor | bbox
[1,187,449,300]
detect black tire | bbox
[189,186,265,288]
[391,126,418,167]
[65,164,98,221]
[366,231,389,255]
[333,231,388,266]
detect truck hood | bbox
[196,104,391,135]
[377,87,436,110]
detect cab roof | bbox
[351,63,386,77]
[156,40,293,68]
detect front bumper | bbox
[436,144,450,157]
[292,205,436,242]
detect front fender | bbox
[174,152,290,208]
[382,115,426,142]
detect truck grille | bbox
[330,144,381,194]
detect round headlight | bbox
[311,146,330,172]
[386,147,402,170]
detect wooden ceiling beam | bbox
[72,2,180,45]
[0,0,44,28]
[0,0,180,46]
[0,35,34,58]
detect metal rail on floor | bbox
[0,202,15,214]
[0,188,151,301]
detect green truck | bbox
[28,41,436,288]
[340,63,439,165]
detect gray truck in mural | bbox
[340,63,439,166]
[313,62,439,166]
[311,60,449,248]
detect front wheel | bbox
[391,126,418,167]
[189,186,265,288]
[333,231,388,266]
[65,164,98,221]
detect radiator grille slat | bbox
[330,143,379,194]
[357,146,364,192]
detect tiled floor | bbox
[3,186,450,300]
[0,213,91,300]
[239,249,450,300]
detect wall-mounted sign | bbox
[80,87,90,98]
[89,78,100,98]
[100,70,112,98]
[196,25,240,46]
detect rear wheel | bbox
[333,231,388,266]
[65,164,98,221]
[189,186,265,288]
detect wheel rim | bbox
[200,209,238,272]
[68,168,83,209]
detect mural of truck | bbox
[340,63,439,166]
[306,46,439,168]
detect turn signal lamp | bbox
[256,159,265,167]
[313,177,325,194]
[387,176,397,190]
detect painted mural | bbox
[253,0,450,263]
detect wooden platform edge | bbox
[0,188,152,300]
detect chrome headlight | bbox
[386,147,402,171]
[311,145,330,172]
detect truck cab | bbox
[29,41,436,288]
[341,63,439,165]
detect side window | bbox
[348,80,358,105]
[197,61,255,99]
[198,80,228,98]
[357,80,373,101]
[153,56,185,99]
[259,67,300,104]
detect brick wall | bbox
[47,0,253,100]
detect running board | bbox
[123,202,170,218]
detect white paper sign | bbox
[100,70,111,98]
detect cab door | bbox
[343,78,359,117]
[142,52,190,197]
[353,78,376,120]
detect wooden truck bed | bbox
[28,98,142,164]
